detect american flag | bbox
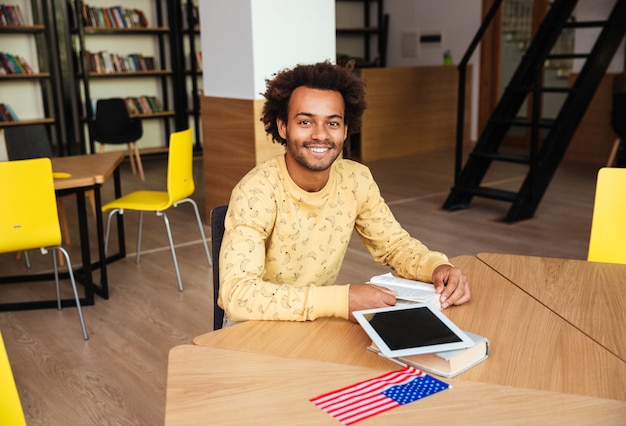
[310,365,449,425]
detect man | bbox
[218,61,470,324]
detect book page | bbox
[368,273,440,307]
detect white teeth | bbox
[309,147,328,153]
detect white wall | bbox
[383,0,482,140]
[199,0,336,100]
[573,0,625,73]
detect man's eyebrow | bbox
[295,112,344,120]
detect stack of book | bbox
[80,4,149,29]
[84,51,155,73]
[0,4,26,26]
[367,330,489,378]
[365,273,489,378]
[0,102,19,121]
[124,96,163,115]
[0,52,34,75]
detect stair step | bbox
[546,53,589,60]
[490,117,556,128]
[564,20,608,29]
[469,151,530,164]
[455,186,518,202]
[507,85,572,94]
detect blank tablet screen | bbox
[368,307,462,350]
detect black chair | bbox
[93,98,145,181]
[211,205,228,330]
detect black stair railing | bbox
[445,0,626,222]
[453,0,504,186]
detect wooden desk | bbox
[477,253,626,363]
[165,345,626,425]
[0,152,125,309]
[193,256,626,401]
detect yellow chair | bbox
[103,128,212,291]
[587,167,626,264]
[0,331,26,426]
[0,158,89,340]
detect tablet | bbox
[353,304,475,358]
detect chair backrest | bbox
[4,124,54,160]
[167,128,195,203]
[587,167,626,264]
[211,205,228,330]
[93,98,143,144]
[0,331,26,426]
[0,158,62,253]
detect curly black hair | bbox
[260,61,367,145]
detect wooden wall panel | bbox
[358,66,469,162]
[202,96,256,220]
[202,97,285,222]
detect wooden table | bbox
[477,253,626,363]
[0,152,125,309]
[165,345,626,425]
[191,256,626,402]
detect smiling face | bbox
[277,86,348,192]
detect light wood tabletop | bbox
[51,151,125,190]
[165,345,626,425]
[194,255,626,401]
[477,253,626,362]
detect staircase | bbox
[443,0,626,222]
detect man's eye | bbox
[328,122,340,127]
[299,120,311,126]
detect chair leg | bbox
[607,137,620,167]
[53,247,89,340]
[56,200,69,266]
[175,198,212,267]
[86,190,97,219]
[104,208,122,255]
[132,142,145,182]
[16,250,31,268]
[136,211,144,264]
[126,143,137,177]
[160,211,184,292]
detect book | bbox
[368,330,489,378]
[368,272,441,309]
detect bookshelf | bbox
[0,1,65,153]
[183,0,202,150]
[335,0,387,68]
[71,0,174,154]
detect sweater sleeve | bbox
[217,176,350,322]
[353,169,452,282]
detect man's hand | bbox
[432,265,471,309]
[348,284,397,322]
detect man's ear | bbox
[277,118,287,139]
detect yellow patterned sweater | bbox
[217,155,451,322]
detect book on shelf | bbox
[368,330,489,379]
[0,4,26,26]
[0,52,34,74]
[81,4,149,29]
[368,272,441,309]
[0,102,19,121]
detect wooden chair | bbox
[103,129,211,292]
[210,205,228,330]
[93,98,145,181]
[0,158,89,340]
[587,167,626,264]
